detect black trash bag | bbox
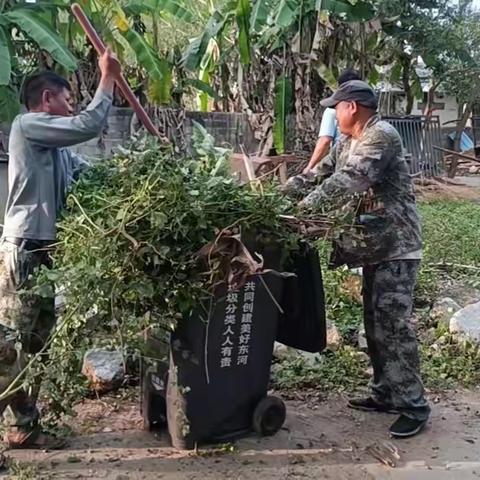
[277,243,327,353]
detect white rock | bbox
[449,301,480,344]
[327,322,342,351]
[430,297,462,328]
[358,324,368,351]
[273,342,291,360]
[82,349,125,394]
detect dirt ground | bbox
[3,389,480,480]
[414,176,480,202]
[3,177,480,480]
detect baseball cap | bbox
[320,80,378,110]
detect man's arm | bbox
[20,49,121,148]
[304,136,333,173]
[302,133,390,210]
[303,108,337,174]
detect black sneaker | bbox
[389,415,427,438]
[348,397,398,414]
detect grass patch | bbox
[420,322,480,389]
[272,347,369,392]
[417,200,480,303]
[273,199,480,395]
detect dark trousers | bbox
[362,260,430,421]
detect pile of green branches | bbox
[31,128,304,415]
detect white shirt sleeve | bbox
[318,107,337,139]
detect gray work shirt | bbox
[3,89,112,241]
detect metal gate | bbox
[382,116,443,177]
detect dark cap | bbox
[320,80,378,110]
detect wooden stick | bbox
[71,4,162,139]
[433,146,480,164]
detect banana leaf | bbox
[251,0,270,32]
[273,76,293,155]
[0,85,20,123]
[316,0,375,22]
[236,0,251,65]
[0,27,11,86]
[4,9,77,71]
[123,28,166,80]
[147,59,173,104]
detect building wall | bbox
[388,92,460,127]
[69,108,259,160]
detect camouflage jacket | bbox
[287,115,422,268]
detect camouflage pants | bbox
[0,239,55,432]
[363,260,430,421]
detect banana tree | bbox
[0,1,77,122]
[180,0,379,152]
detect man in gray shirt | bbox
[0,48,120,449]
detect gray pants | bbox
[363,260,430,421]
[0,239,54,432]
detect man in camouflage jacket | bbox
[285,80,430,438]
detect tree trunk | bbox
[424,85,436,119]
[454,102,472,152]
[401,55,414,114]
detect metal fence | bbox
[382,116,444,177]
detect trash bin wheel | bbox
[253,396,286,436]
[142,371,167,431]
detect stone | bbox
[273,342,291,360]
[82,349,125,394]
[430,297,462,328]
[357,324,368,351]
[469,166,480,175]
[449,301,480,344]
[326,322,342,351]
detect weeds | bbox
[272,347,369,392]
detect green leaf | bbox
[4,9,77,71]
[236,0,252,66]
[251,0,270,32]
[275,0,299,28]
[198,70,211,112]
[315,63,337,89]
[390,62,402,83]
[0,85,20,123]
[273,76,293,155]
[316,0,375,22]
[125,0,194,22]
[147,59,173,104]
[0,27,11,85]
[157,0,193,22]
[122,29,165,81]
[411,70,423,99]
[182,78,221,101]
[182,4,235,71]
[368,66,379,86]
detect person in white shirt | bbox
[303,69,361,174]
